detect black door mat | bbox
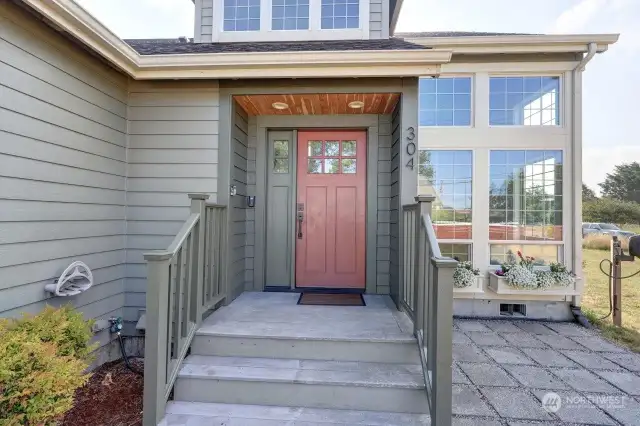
[297,293,365,306]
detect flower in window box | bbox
[453,261,480,288]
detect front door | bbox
[295,131,366,289]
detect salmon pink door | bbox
[295,131,366,289]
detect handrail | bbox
[142,194,227,426]
[401,196,456,425]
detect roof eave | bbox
[19,0,452,79]
[402,34,620,55]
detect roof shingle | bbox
[124,38,429,55]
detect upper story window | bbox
[321,0,360,29]
[419,77,472,127]
[272,0,310,30]
[223,0,261,32]
[489,76,560,126]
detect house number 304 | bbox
[405,126,416,169]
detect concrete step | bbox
[161,401,431,425]
[174,355,428,414]
[192,330,420,364]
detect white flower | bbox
[503,265,537,289]
[454,267,476,288]
[536,271,556,289]
[553,271,576,287]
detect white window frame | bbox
[488,73,563,128]
[418,75,475,128]
[214,0,369,42]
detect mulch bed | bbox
[62,359,144,426]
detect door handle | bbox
[297,212,304,239]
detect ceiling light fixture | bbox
[272,102,289,110]
[348,101,365,109]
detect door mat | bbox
[297,293,365,306]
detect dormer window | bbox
[223,0,261,32]
[272,0,310,30]
[321,0,359,29]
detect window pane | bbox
[489,244,560,265]
[342,141,356,156]
[439,243,471,262]
[419,77,472,127]
[308,141,322,156]
[272,0,310,30]
[324,159,339,173]
[321,0,360,29]
[223,0,260,31]
[274,141,288,158]
[308,159,322,173]
[489,76,560,126]
[325,141,340,156]
[274,158,289,173]
[489,150,563,241]
[342,158,356,173]
[418,150,473,239]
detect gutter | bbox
[571,42,598,309]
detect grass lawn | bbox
[581,248,640,352]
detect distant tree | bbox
[583,198,640,224]
[582,184,597,202]
[599,162,640,202]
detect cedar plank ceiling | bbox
[233,93,400,116]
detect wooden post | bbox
[414,196,434,338]
[189,194,209,322]
[611,237,623,327]
[142,253,172,426]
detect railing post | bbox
[142,253,172,426]
[414,196,434,337]
[189,194,209,322]
[430,257,456,426]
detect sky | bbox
[76,0,640,193]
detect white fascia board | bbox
[20,0,451,79]
[403,34,620,54]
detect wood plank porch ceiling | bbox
[233,93,400,116]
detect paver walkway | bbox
[452,319,640,426]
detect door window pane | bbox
[321,0,359,29]
[489,76,560,126]
[342,159,356,173]
[342,141,356,156]
[419,77,472,127]
[308,141,323,156]
[325,141,340,156]
[224,0,260,31]
[489,150,563,241]
[308,159,322,173]
[324,159,339,174]
[272,0,310,30]
[418,150,473,239]
[273,140,289,173]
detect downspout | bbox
[571,42,597,316]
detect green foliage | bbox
[0,306,95,425]
[583,198,640,225]
[582,183,597,202]
[599,162,640,202]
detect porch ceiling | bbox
[233,93,400,116]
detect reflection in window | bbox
[272,0,309,30]
[307,139,356,174]
[440,243,471,262]
[223,0,261,31]
[419,77,472,126]
[490,244,559,266]
[489,76,560,126]
[321,0,359,29]
[489,150,563,241]
[418,150,472,239]
[273,140,289,173]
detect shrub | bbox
[583,198,640,225]
[0,306,95,425]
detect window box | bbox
[487,272,580,295]
[454,275,484,294]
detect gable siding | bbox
[0,2,128,347]
[125,81,220,330]
[369,0,386,39]
[197,0,215,43]
[377,115,392,294]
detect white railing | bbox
[402,196,456,425]
[143,194,227,426]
